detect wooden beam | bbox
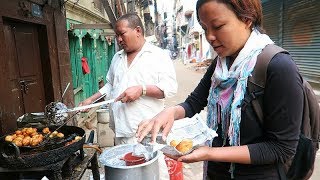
[102,0,117,28]
[71,23,113,30]
[121,0,127,14]
[116,0,127,16]
[127,0,135,13]
[100,29,116,36]
[116,0,123,16]
[100,32,116,36]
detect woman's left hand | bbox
[165,146,211,163]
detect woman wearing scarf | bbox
[137,0,304,179]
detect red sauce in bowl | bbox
[122,152,146,166]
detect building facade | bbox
[174,0,214,63]
[0,0,73,135]
[173,0,320,90]
[65,0,116,105]
[65,0,157,105]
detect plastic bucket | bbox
[164,156,183,180]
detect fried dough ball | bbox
[22,137,31,146]
[74,136,82,141]
[15,130,22,135]
[57,133,64,138]
[6,127,45,147]
[42,127,50,134]
[33,134,40,139]
[21,128,26,133]
[12,139,23,147]
[170,140,180,147]
[16,135,24,139]
[5,135,14,142]
[175,139,193,154]
[23,136,31,139]
[49,131,64,139]
[26,127,35,135]
[30,138,41,146]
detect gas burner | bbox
[0,148,84,180]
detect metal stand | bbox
[0,148,99,180]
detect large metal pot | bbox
[99,144,160,180]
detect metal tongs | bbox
[140,133,166,145]
[134,134,166,160]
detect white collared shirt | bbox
[99,42,178,137]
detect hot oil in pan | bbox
[0,126,85,170]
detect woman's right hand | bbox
[136,106,178,143]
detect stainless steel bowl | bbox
[99,144,160,180]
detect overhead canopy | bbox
[71,23,113,30]
[67,20,116,38]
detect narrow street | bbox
[165,60,205,107]
[166,60,207,180]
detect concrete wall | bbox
[66,0,110,24]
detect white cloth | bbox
[99,42,178,137]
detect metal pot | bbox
[99,144,160,180]
[96,108,110,124]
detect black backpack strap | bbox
[248,44,288,125]
[248,45,289,180]
[277,163,287,180]
[208,56,218,77]
[212,56,218,71]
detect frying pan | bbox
[0,125,85,169]
[1,125,76,151]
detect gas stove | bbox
[0,148,84,180]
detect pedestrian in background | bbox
[137,0,303,179]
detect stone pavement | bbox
[165,60,207,180]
